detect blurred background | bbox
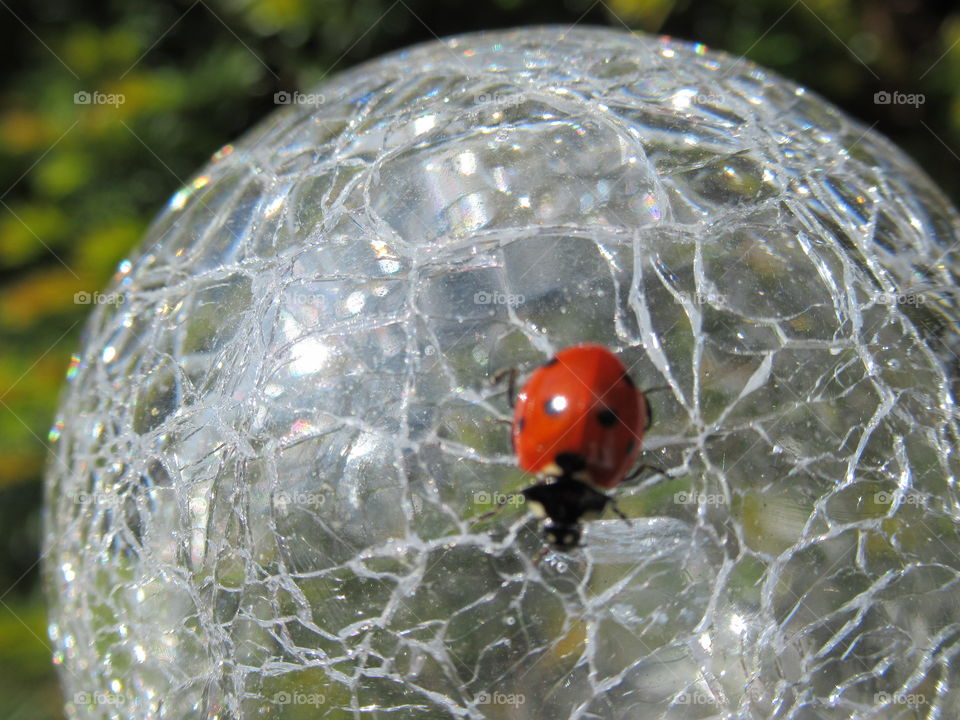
[1,0,957,716]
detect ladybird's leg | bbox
[471,504,506,524]
[606,497,633,525]
[622,462,669,485]
[492,366,518,408]
[640,385,670,430]
[607,499,628,521]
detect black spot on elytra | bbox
[544,356,559,367]
[517,417,525,432]
[621,372,635,388]
[597,408,618,427]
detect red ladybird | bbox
[509,343,653,550]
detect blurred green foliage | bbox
[1,0,957,716]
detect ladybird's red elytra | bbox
[507,343,653,552]
[513,343,649,489]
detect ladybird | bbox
[510,343,653,551]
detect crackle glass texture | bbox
[44,26,960,720]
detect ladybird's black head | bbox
[521,476,611,552]
[554,452,587,476]
[544,522,581,551]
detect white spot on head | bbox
[527,500,547,519]
[540,462,562,477]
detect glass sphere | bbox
[45,26,960,719]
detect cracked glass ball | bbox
[45,26,960,719]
